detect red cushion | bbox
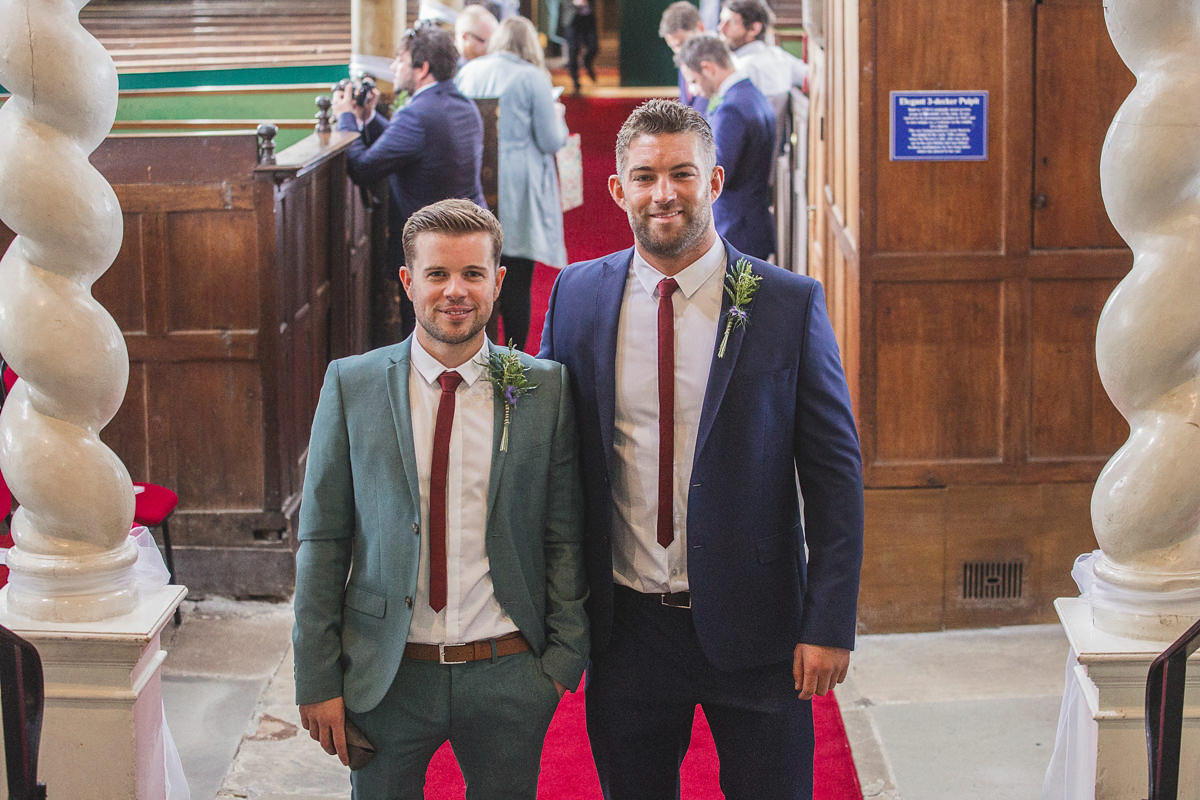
[0,470,10,520]
[2,367,17,395]
[132,482,179,526]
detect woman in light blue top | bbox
[457,15,568,351]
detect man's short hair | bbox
[458,4,499,40]
[402,199,503,267]
[675,33,733,74]
[659,1,703,37]
[615,98,716,177]
[723,0,774,41]
[399,22,460,83]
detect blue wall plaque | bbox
[890,91,988,161]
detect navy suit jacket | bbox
[539,240,864,671]
[340,80,487,268]
[710,77,777,260]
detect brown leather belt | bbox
[404,631,530,665]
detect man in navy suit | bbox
[335,23,486,341]
[677,33,776,261]
[539,99,863,800]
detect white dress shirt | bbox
[732,40,808,96]
[407,337,519,644]
[611,239,726,593]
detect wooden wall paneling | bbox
[841,0,859,249]
[1032,0,1131,250]
[872,280,1004,468]
[1029,277,1127,460]
[869,1,1006,255]
[858,488,948,633]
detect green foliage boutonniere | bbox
[717,258,761,358]
[479,343,538,452]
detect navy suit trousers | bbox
[586,586,814,800]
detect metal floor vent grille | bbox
[962,560,1024,601]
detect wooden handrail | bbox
[1146,615,1200,800]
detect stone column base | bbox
[1053,597,1200,799]
[0,584,187,798]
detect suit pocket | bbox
[344,584,387,618]
[756,534,791,564]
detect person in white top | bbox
[293,199,588,799]
[718,0,808,96]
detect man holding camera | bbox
[334,23,487,341]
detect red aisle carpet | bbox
[424,688,862,799]
[481,94,862,799]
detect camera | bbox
[334,76,376,107]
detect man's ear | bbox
[709,165,725,203]
[608,174,627,211]
[749,21,764,41]
[399,266,415,300]
[493,264,507,300]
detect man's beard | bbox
[629,202,712,260]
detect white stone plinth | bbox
[1054,597,1200,799]
[0,584,186,799]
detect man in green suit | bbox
[292,199,589,798]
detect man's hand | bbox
[299,696,349,766]
[792,643,850,700]
[331,87,356,118]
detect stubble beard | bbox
[630,202,712,261]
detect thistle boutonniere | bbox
[479,342,538,452]
[717,258,761,358]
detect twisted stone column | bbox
[1090,1,1200,639]
[0,0,139,620]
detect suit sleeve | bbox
[344,106,426,187]
[712,103,752,193]
[536,269,563,360]
[792,282,864,650]
[292,361,356,705]
[537,362,590,689]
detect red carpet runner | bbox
[424,689,862,799]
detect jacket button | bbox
[405,596,414,608]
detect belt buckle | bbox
[661,592,691,609]
[439,642,468,665]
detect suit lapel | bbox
[696,243,748,459]
[595,250,633,483]
[484,343,508,517]
[385,340,422,514]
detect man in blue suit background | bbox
[677,34,776,261]
[335,23,487,342]
[539,99,863,800]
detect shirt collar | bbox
[410,335,488,388]
[631,237,726,300]
[717,70,750,97]
[733,40,768,57]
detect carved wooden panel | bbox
[872,281,1004,465]
[1030,278,1127,459]
[1033,0,1132,250]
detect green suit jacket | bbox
[292,339,589,713]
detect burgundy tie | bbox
[429,370,463,612]
[657,278,678,548]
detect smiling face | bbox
[609,131,723,276]
[400,231,505,366]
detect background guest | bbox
[457,16,569,351]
